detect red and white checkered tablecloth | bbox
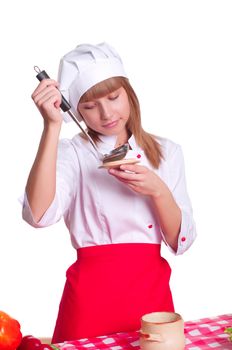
[55,314,232,349]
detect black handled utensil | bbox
[34,66,129,163]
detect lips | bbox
[102,120,119,128]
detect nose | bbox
[99,101,113,120]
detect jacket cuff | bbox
[22,192,62,228]
[161,209,196,255]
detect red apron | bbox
[52,243,174,343]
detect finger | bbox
[36,92,61,111]
[33,85,60,105]
[109,174,142,188]
[112,177,131,184]
[127,183,139,190]
[119,164,148,174]
[108,168,143,181]
[32,82,59,102]
[32,79,59,99]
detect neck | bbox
[114,129,130,148]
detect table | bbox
[55,314,232,349]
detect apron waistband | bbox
[76,243,161,259]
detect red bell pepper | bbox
[0,311,22,350]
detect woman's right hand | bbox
[31,79,63,125]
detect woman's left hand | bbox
[108,164,168,197]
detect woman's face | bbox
[78,87,130,138]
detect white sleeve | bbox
[161,144,197,255]
[22,139,79,228]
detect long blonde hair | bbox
[79,77,163,168]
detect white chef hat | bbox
[58,42,127,121]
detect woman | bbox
[22,42,196,342]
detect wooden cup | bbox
[140,312,185,350]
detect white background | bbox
[0,0,231,339]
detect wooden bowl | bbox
[99,158,140,169]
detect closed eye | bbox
[82,104,96,110]
[108,94,119,100]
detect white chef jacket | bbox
[22,133,196,255]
